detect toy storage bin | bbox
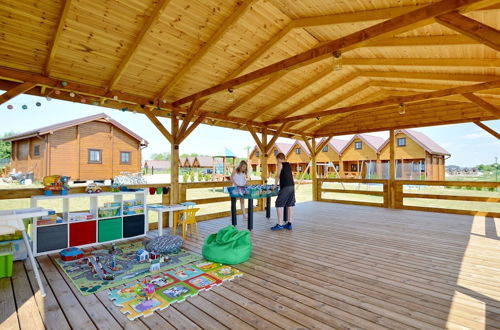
[123,214,145,238]
[37,224,68,253]
[69,220,97,246]
[0,243,15,278]
[98,218,122,242]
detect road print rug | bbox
[108,261,243,320]
[53,241,202,295]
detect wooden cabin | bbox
[248,142,293,176]
[315,138,348,177]
[286,140,311,176]
[4,114,147,181]
[339,134,386,179]
[196,156,214,169]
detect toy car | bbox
[86,183,103,194]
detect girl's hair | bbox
[236,160,248,174]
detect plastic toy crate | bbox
[0,243,14,278]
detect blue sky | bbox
[1,93,498,167]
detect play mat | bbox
[108,260,243,320]
[54,241,202,295]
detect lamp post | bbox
[495,156,498,183]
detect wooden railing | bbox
[394,180,500,217]
[317,178,389,208]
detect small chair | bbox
[174,208,200,240]
[172,202,197,234]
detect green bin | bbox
[0,243,14,278]
[98,218,123,242]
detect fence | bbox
[317,178,389,208]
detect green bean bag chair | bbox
[202,225,252,265]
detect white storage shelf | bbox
[30,190,148,256]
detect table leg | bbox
[248,199,253,231]
[22,230,46,297]
[231,197,237,226]
[266,197,271,219]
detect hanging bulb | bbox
[7,104,13,110]
[35,102,41,107]
[227,88,235,103]
[60,81,68,87]
[113,95,119,101]
[46,96,52,101]
[399,103,406,115]
[54,90,61,95]
[69,92,75,97]
[332,50,342,71]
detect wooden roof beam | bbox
[265,79,500,125]
[343,58,500,67]
[265,123,290,153]
[107,0,172,90]
[45,0,72,76]
[368,34,479,46]
[171,0,492,106]
[224,72,286,116]
[436,12,500,51]
[247,125,265,152]
[301,136,314,155]
[360,70,499,82]
[143,109,173,144]
[0,82,37,105]
[462,93,500,117]
[157,0,255,100]
[177,99,206,140]
[178,115,207,144]
[474,121,500,139]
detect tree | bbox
[150,152,170,160]
[0,132,17,159]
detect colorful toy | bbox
[110,183,121,192]
[43,175,70,196]
[86,183,102,194]
[59,247,84,262]
[136,249,149,262]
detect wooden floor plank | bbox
[24,258,72,330]
[173,301,229,329]
[37,256,97,330]
[11,262,45,330]
[0,277,19,330]
[155,305,202,330]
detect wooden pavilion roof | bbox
[0,0,499,139]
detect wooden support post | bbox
[311,138,318,201]
[170,115,180,205]
[389,129,396,208]
[0,82,36,105]
[260,128,268,182]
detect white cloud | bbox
[463,131,489,139]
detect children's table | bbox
[0,207,50,297]
[147,204,189,236]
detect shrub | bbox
[475,186,483,191]
[182,172,189,183]
[204,174,211,181]
[189,171,195,182]
[197,171,203,181]
[303,173,311,180]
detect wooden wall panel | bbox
[341,138,378,161]
[78,121,112,180]
[112,127,141,177]
[49,127,79,179]
[379,132,427,160]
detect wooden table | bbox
[147,204,188,236]
[230,195,287,231]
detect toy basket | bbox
[0,243,14,278]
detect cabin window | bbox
[295,148,301,154]
[33,145,40,157]
[397,138,406,147]
[274,150,278,156]
[323,146,328,152]
[354,141,362,150]
[351,164,358,172]
[334,164,339,171]
[88,149,102,164]
[256,151,259,157]
[120,151,131,164]
[17,142,29,160]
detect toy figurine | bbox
[86,183,103,194]
[43,175,70,196]
[110,182,121,192]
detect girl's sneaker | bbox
[283,222,292,230]
[270,224,285,231]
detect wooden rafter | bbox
[247,125,265,152]
[254,68,332,120]
[371,34,479,46]
[462,93,500,117]
[436,12,500,51]
[143,109,173,144]
[107,0,172,90]
[265,79,500,125]
[172,0,492,106]
[224,72,286,116]
[360,70,498,82]
[474,121,500,139]
[177,99,206,140]
[45,0,72,76]
[301,136,314,156]
[343,58,500,67]
[265,123,289,153]
[0,82,37,105]
[315,136,332,155]
[178,115,206,144]
[157,0,255,100]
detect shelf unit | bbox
[30,190,148,256]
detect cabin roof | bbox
[379,129,451,156]
[340,134,386,153]
[196,156,214,167]
[3,113,148,145]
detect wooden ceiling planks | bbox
[0,0,499,139]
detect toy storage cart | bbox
[30,190,148,257]
[0,207,50,297]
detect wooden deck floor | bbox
[1,201,500,329]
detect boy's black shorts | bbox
[275,185,295,207]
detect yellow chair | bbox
[173,208,200,240]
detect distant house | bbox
[248,142,293,176]
[144,160,170,171]
[315,138,348,176]
[196,156,213,168]
[3,113,148,181]
[340,134,386,178]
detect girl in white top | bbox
[231,160,248,220]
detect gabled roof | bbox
[290,140,311,157]
[196,156,213,167]
[144,160,171,170]
[379,129,451,156]
[340,134,385,154]
[251,142,293,156]
[318,138,348,155]
[179,157,187,165]
[3,113,148,145]
[187,157,196,165]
